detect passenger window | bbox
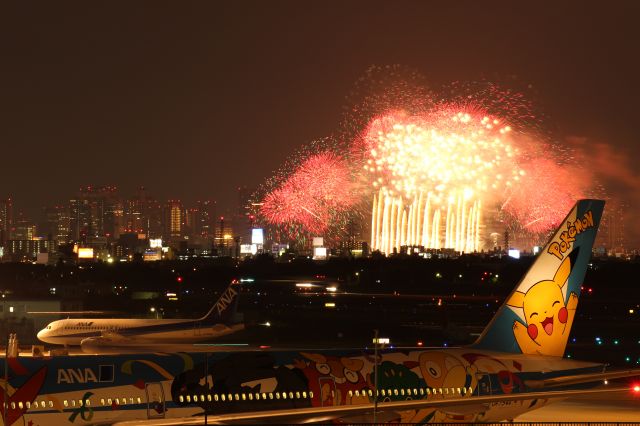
[282,392,287,399]
[381,389,386,396]
[228,394,233,401]
[137,397,142,404]
[115,399,120,405]
[268,393,273,400]
[241,394,246,401]
[400,389,405,396]
[186,395,191,403]
[348,390,353,397]
[469,387,473,394]
[179,396,184,403]
[276,392,281,399]
[63,400,68,407]
[368,389,373,397]
[33,401,39,409]
[107,398,112,405]
[393,389,398,396]
[10,402,15,409]
[296,391,300,399]
[261,393,266,400]
[419,388,424,395]
[101,398,105,405]
[207,394,212,402]
[48,401,53,408]
[309,391,314,398]
[18,402,24,409]
[248,393,253,401]
[215,395,219,402]
[130,397,134,404]
[234,394,239,401]
[289,392,293,399]
[302,391,307,398]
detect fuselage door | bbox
[145,382,166,419]
[477,373,492,396]
[318,377,337,406]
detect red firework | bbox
[260,152,358,235]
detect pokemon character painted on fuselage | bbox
[507,253,578,355]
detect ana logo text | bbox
[215,286,238,316]
[57,368,98,384]
[547,210,594,260]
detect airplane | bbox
[36,281,244,350]
[3,199,640,425]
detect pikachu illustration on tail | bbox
[471,200,605,357]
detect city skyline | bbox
[2,2,640,245]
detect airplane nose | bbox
[37,328,46,341]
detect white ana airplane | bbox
[3,199,640,425]
[36,281,243,350]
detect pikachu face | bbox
[507,255,578,356]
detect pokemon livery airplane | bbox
[2,199,639,425]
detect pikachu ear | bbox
[506,291,525,308]
[553,255,572,288]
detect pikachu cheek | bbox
[527,324,538,340]
[558,307,568,324]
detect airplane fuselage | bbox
[37,318,244,346]
[0,347,604,425]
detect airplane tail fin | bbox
[470,199,605,357]
[199,280,241,325]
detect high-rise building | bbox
[196,200,216,240]
[234,186,253,244]
[43,205,70,242]
[12,211,36,240]
[69,185,119,242]
[164,200,184,240]
[0,198,13,244]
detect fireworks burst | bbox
[259,151,361,242]
[255,68,599,250]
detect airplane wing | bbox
[112,386,634,426]
[524,368,640,389]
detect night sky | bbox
[2,2,640,244]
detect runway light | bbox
[324,302,336,308]
[633,384,640,393]
[326,286,337,292]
